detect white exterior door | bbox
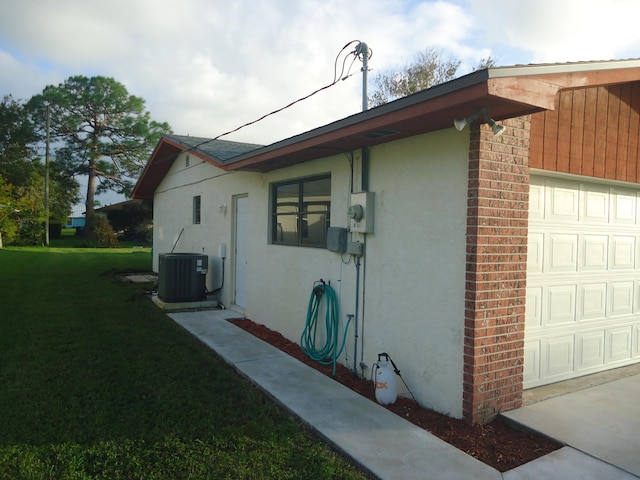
[525,176,640,388]
[234,195,248,309]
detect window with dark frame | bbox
[272,175,331,247]
[193,195,201,224]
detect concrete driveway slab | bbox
[502,374,640,477]
[504,447,639,480]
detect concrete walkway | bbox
[169,309,639,480]
[502,372,640,478]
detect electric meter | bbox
[348,204,364,222]
[349,192,374,233]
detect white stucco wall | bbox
[363,129,468,417]
[152,153,260,296]
[247,155,357,344]
[151,129,469,417]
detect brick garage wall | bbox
[463,116,531,423]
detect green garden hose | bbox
[300,281,351,376]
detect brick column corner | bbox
[463,116,531,423]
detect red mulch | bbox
[230,318,561,472]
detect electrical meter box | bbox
[349,192,374,233]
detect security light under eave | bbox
[453,107,485,131]
[453,107,505,136]
[486,117,506,136]
[453,117,472,131]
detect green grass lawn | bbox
[0,246,368,480]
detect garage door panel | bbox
[633,325,640,358]
[545,335,575,379]
[576,330,606,371]
[549,185,579,221]
[526,286,543,327]
[547,234,578,272]
[523,340,541,384]
[608,281,634,317]
[581,234,608,270]
[607,326,633,363]
[579,282,607,320]
[526,176,640,388]
[581,186,609,222]
[611,189,637,224]
[527,232,544,273]
[529,183,545,220]
[546,285,576,325]
[610,235,636,269]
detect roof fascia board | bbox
[227,61,640,171]
[131,137,180,199]
[486,77,560,111]
[226,76,492,170]
[487,59,640,79]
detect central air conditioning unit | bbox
[158,253,208,302]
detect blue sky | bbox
[1,0,639,211]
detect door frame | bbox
[232,194,248,312]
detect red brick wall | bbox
[463,116,531,423]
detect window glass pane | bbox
[276,204,298,215]
[302,211,328,246]
[305,202,329,213]
[274,214,298,244]
[277,183,299,202]
[304,177,330,203]
[272,176,330,247]
[193,195,201,224]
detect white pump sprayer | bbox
[374,353,397,405]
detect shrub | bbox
[84,213,118,247]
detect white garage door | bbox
[524,175,640,388]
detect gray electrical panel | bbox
[349,192,375,233]
[326,227,347,253]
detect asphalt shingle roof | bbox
[165,134,264,163]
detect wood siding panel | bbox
[618,85,631,181]
[593,87,609,178]
[543,105,560,170]
[529,82,640,184]
[529,112,545,168]
[605,84,620,179]
[570,89,585,175]
[582,88,598,177]
[628,87,640,182]
[557,91,573,172]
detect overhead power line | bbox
[152,40,372,164]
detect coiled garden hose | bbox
[300,281,351,376]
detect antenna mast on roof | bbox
[355,42,371,112]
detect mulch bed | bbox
[230,318,561,472]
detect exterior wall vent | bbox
[158,253,208,302]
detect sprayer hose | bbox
[300,283,350,376]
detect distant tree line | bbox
[0,76,171,246]
[368,47,496,107]
[1,50,493,246]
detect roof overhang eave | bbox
[226,72,559,172]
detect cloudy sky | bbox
[1,0,640,210]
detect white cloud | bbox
[2,0,638,145]
[468,0,640,64]
[0,0,495,144]
[2,0,637,212]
